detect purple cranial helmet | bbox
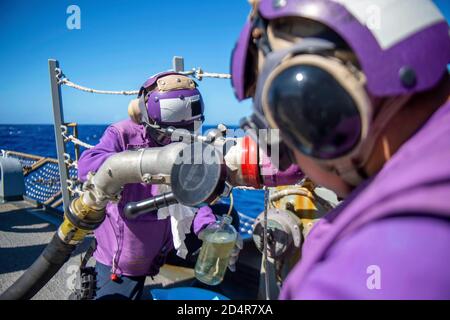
[232,0,450,186]
[138,72,204,127]
[231,0,450,100]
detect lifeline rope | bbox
[61,150,83,197]
[60,125,91,197]
[59,78,139,95]
[179,68,232,80]
[64,135,94,149]
[61,125,94,149]
[67,179,83,197]
[55,67,230,96]
[54,65,230,149]
[64,153,78,169]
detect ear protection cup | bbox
[261,54,371,161]
[128,99,142,124]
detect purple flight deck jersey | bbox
[280,101,450,299]
[78,120,215,277]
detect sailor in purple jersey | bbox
[77,72,216,299]
[231,0,450,299]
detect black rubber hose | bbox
[124,192,178,219]
[0,233,76,300]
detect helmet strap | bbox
[138,94,151,126]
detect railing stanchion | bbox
[49,59,71,212]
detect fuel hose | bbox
[0,234,76,300]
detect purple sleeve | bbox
[193,206,216,235]
[77,126,123,182]
[280,216,450,300]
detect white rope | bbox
[61,125,94,149]
[68,160,78,169]
[180,68,232,81]
[55,66,230,96]
[59,78,139,96]
[63,153,78,169]
[62,152,82,196]
[65,135,94,149]
[67,179,83,196]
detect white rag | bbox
[156,185,197,259]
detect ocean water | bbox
[0,124,108,159]
[0,124,264,219]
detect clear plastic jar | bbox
[194,215,237,285]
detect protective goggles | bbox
[252,38,371,162]
[135,93,203,146]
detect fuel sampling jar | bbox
[194,215,237,286]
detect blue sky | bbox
[0,0,252,125]
[0,0,449,125]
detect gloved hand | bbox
[227,233,243,272]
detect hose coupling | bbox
[58,197,106,245]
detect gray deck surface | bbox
[0,200,195,300]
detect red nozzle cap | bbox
[241,136,261,188]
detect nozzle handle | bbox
[123,192,178,219]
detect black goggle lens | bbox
[267,65,362,160]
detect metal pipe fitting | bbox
[81,142,185,209]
